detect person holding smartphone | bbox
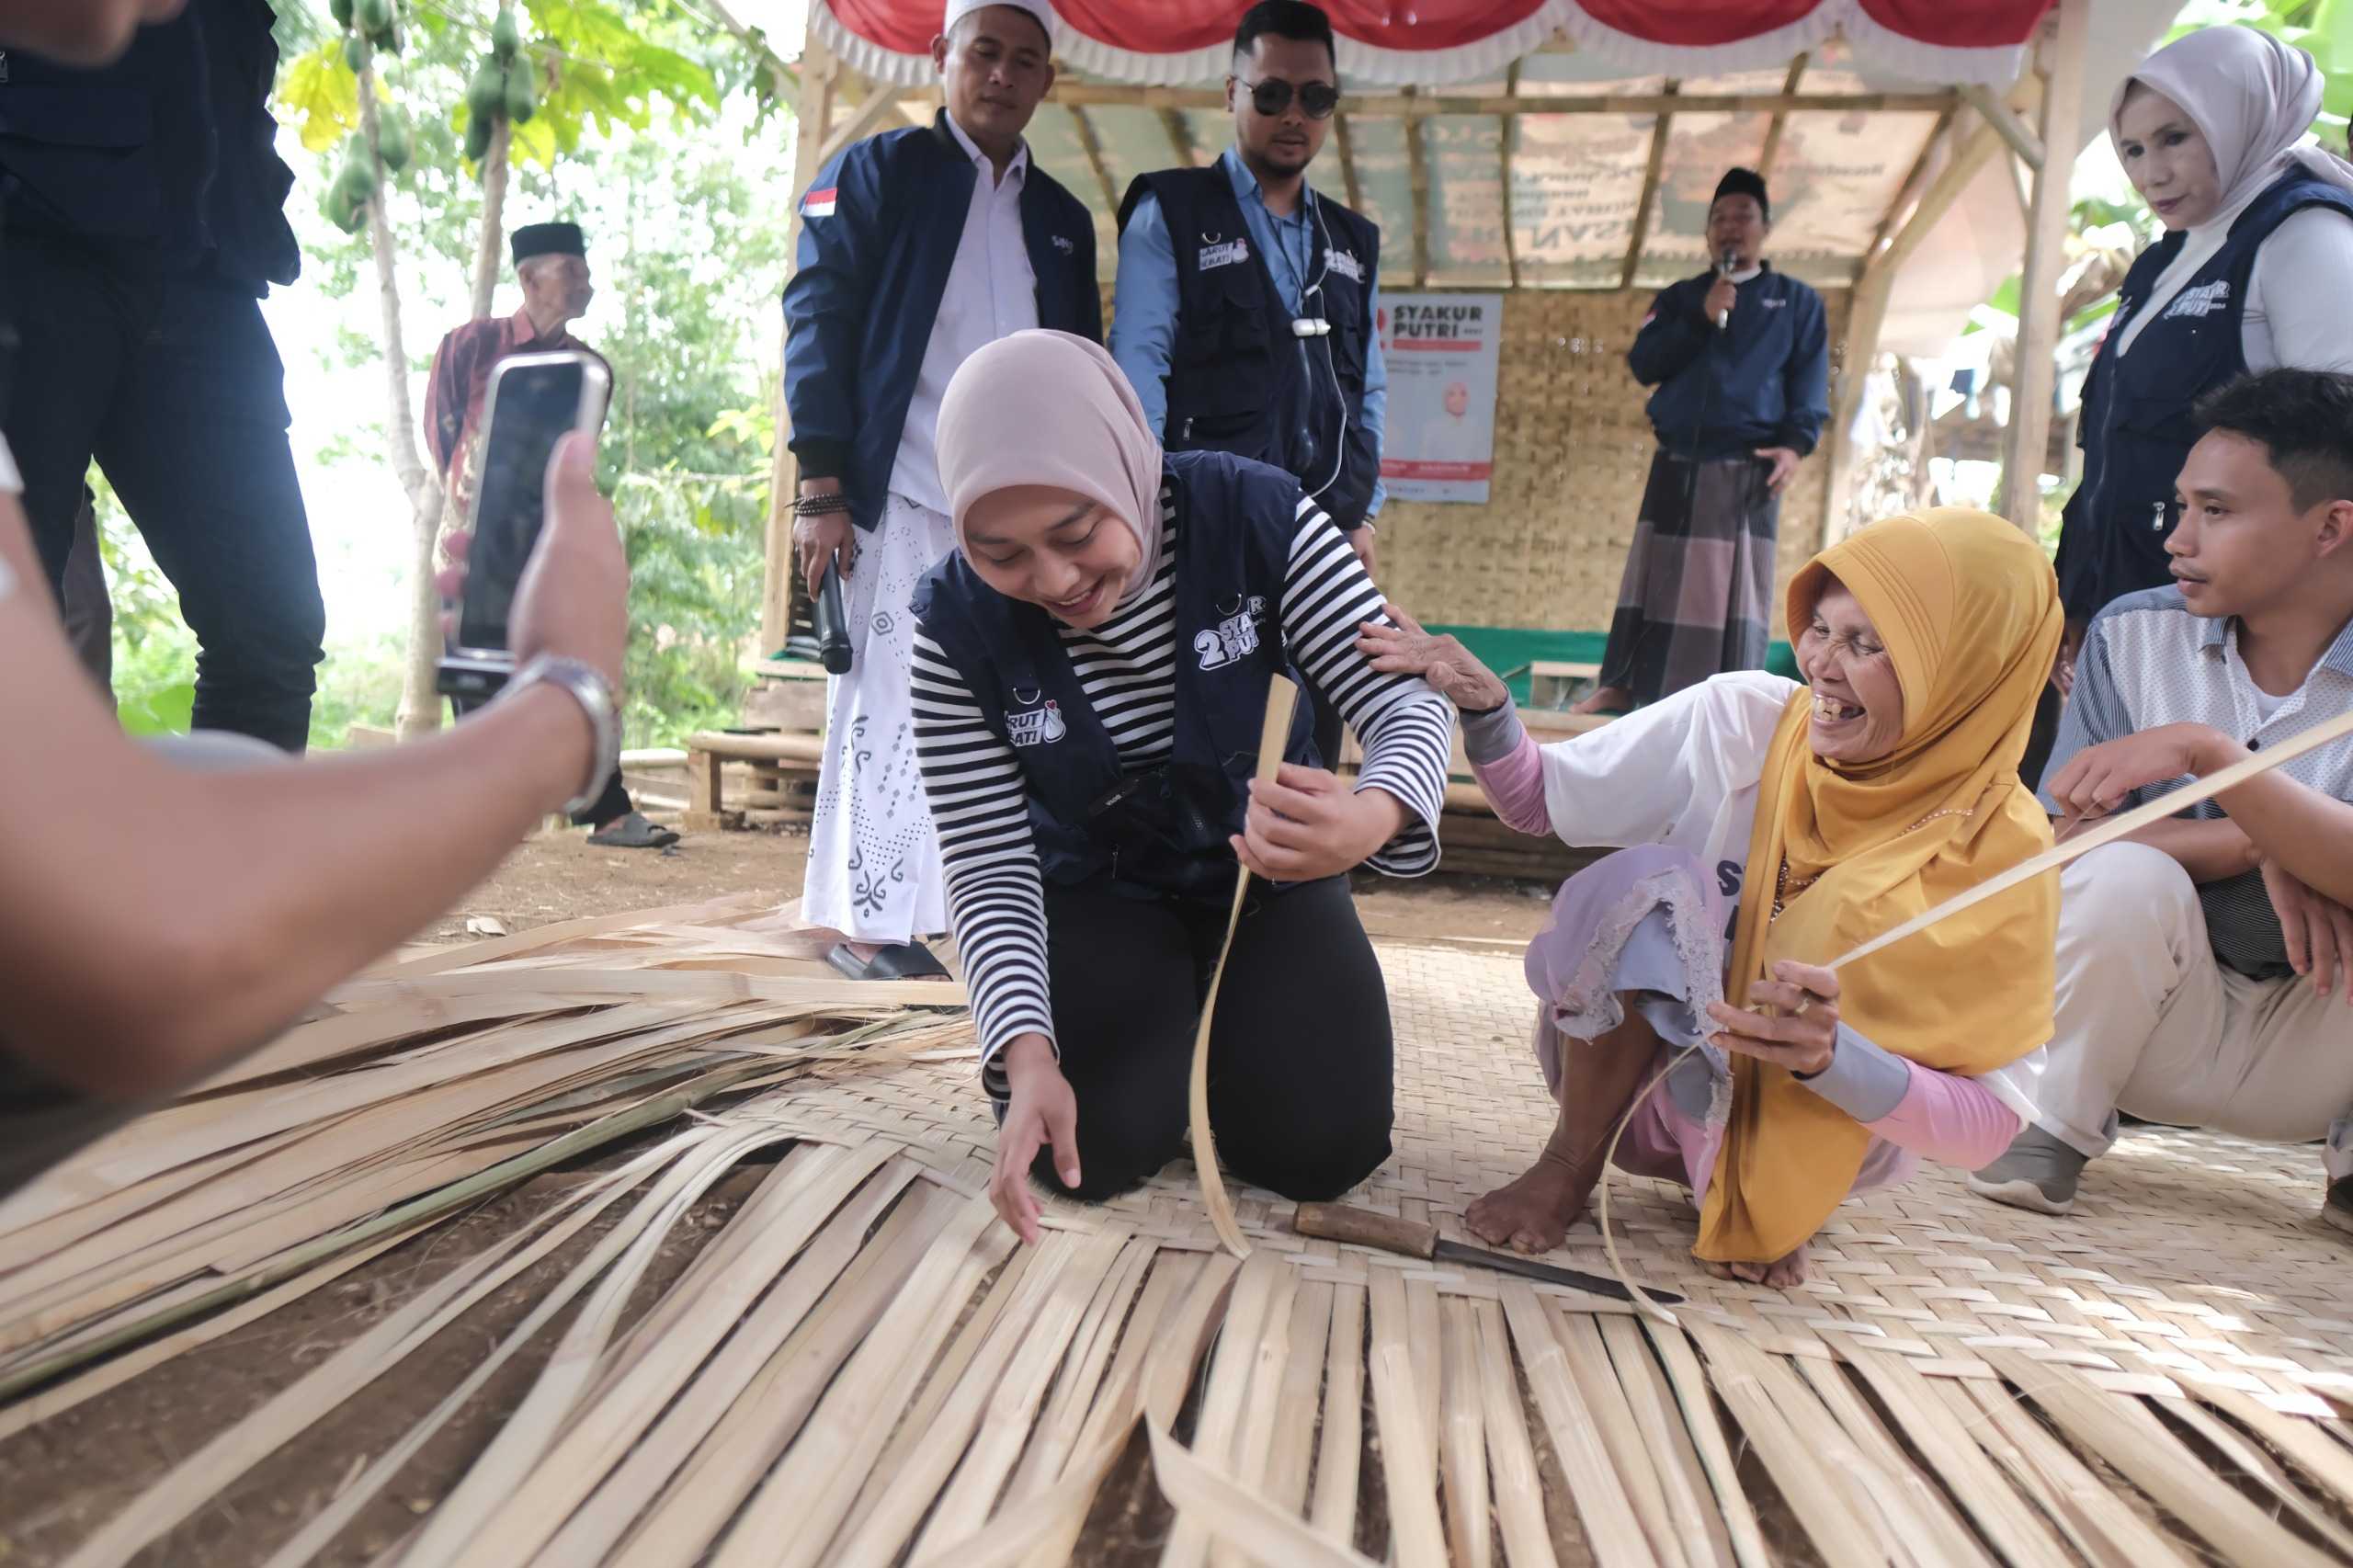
[0,426,629,1197]
[425,222,670,848]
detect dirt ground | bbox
[426,821,1557,949]
[2,829,1564,1567]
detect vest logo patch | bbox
[1199,238,1251,271]
[2165,279,2231,320]
[801,187,837,218]
[1006,699,1067,748]
[1052,233,1074,256]
[1327,248,1364,284]
[1193,597,1268,671]
[1762,297,1787,308]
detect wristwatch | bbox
[502,653,620,816]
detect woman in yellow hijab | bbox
[1361,508,2062,1284]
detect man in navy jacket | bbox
[0,0,324,752]
[1583,167,1829,713]
[782,0,1100,983]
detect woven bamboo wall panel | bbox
[1375,287,1852,633]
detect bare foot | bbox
[1466,1152,1598,1255]
[1571,684,1631,716]
[1702,1242,1811,1289]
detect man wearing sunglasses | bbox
[1110,0,1387,585]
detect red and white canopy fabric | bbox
[811,1,2055,89]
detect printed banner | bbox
[1378,293,1503,505]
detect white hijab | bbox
[2111,26,2353,355]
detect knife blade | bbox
[1293,1202,1682,1307]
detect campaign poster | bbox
[1378,292,1502,504]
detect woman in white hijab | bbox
[2052,25,2353,648]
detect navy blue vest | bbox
[911,450,1320,897]
[1118,166,1382,528]
[2058,172,2353,621]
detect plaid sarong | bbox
[1596,449,1779,707]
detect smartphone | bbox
[436,349,611,702]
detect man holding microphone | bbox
[1580,167,1829,714]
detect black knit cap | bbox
[512,222,586,265]
[1711,167,1770,223]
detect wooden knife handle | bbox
[1293,1202,1439,1260]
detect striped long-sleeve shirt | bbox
[912,483,1455,1090]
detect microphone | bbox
[1714,247,1738,330]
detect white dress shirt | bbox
[886,115,1040,515]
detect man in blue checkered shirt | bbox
[1972,369,2353,1227]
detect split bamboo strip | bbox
[1949,1377,2190,1568]
[1685,1322,1884,1568]
[666,1195,1008,1568]
[1438,1298,1495,1568]
[2153,1393,2353,1559]
[1979,1346,2336,1568]
[56,1145,671,1568]
[1003,1236,1157,1509]
[0,1058,773,1403]
[1597,1315,1735,1568]
[1555,1308,1694,1568]
[258,1147,790,1568]
[393,1126,814,1568]
[1499,1278,1655,1566]
[490,1156,925,1568]
[1791,1353,1998,1568]
[1471,1300,1563,1568]
[1145,1416,1383,1568]
[1005,1253,1211,1568]
[1368,1264,1451,1566]
[1161,1248,1290,1568]
[909,1227,1136,1557]
[1260,1278,1336,1522]
[1309,1279,1366,1547]
[820,1234,1084,1568]
[1186,673,1297,1259]
[1831,704,2353,971]
[2173,1377,2353,1515]
[1830,1338,2075,1566]
[1208,1258,1301,1568]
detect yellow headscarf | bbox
[1696,507,2062,1265]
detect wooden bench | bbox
[1527,658,1602,710]
[683,730,824,833]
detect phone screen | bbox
[456,355,594,653]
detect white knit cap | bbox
[941,0,1054,49]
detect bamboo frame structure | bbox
[758,4,2093,651]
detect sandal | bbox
[586,812,682,849]
[826,940,951,981]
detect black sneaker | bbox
[1967,1127,2087,1215]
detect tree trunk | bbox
[351,70,446,741]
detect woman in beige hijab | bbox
[909,330,1457,1245]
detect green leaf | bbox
[278,43,361,153]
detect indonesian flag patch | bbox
[801,187,837,218]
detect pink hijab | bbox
[935,329,1166,603]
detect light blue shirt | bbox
[1109,149,1387,518]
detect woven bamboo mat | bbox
[10,903,2353,1566]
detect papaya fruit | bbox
[376,112,411,173]
[491,8,520,60]
[505,70,536,124]
[464,112,494,163]
[344,33,369,72]
[356,0,391,35]
[467,59,505,121]
[328,0,354,28]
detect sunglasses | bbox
[1240,76,1340,120]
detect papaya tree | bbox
[278,0,719,738]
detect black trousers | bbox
[1032,874,1395,1202]
[5,231,324,752]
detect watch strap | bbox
[504,654,620,816]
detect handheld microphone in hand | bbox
[813,563,854,675]
[1715,247,1738,330]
